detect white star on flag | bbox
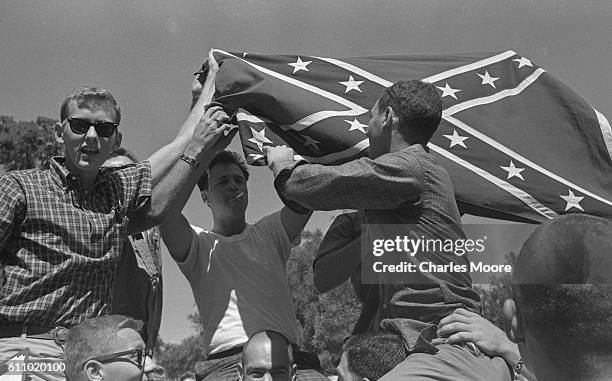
[339,75,364,93]
[303,135,320,150]
[345,118,368,134]
[288,57,312,74]
[560,189,584,211]
[477,70,500,88]
[513,57,533,68]
[500,160,525,180]
[443,129,469,148]
[436,83,461,99]
[248,126,273,151]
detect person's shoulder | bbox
[2,167,48,185]
[101,161,148,175]
[254,210,283,228]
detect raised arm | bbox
[267,145,422,212]
[128,50,238,234]
[159,213,193,263]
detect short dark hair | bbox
[377,80,442,143]
[64,315,143,379]
[109,147,139,162]
[514,213,612,374]
[342,332,408,381]
[197,150,249,191]
[60,86,122,124]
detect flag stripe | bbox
[214,49,367,113]
[444,115,612,207]
[313,56,394,87]
[422,51,517,84]
[299,139,370,163]
[594,107,612,161]
[443,68,546,116]
[428,143,558,219]
[236,111,271,124]
[284,109,369,131]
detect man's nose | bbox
[84,125,99,140]
[227,181,239,191]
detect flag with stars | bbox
[206,49,612,223]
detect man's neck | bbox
[389,138,423,153]
[78,172,98,190]
[213,217,247,236]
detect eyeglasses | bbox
[87,347,152,370]
[64,117,118,138]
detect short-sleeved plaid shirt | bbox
[0,157,151,327]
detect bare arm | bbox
[159,213,193,263]
[128,50,238,234]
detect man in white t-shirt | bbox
[160,150,327,381]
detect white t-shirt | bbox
[177,211,299,355]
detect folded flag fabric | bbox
[207,48,612,223]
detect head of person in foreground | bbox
[238,330,297,381]
[64,315,151,381]
[504,213,612,381]
[336,332,408,381]
[367,80,442,159]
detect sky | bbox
[1,0,611,343]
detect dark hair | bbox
[64,315,143,379]
[514,213,612,374]
[109,147,139,163]
[60,86,121,124]
[377,80,442,143]
[197,150,249,191]
[342,332,407,381]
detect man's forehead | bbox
[65,99,118,122]
[243,334,291,366]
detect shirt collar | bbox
[50,156,107,191]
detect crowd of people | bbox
[1,51,611,381]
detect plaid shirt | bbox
[0,157,151,327]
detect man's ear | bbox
[382,106,396,130]
[200,191,210,207]
[55,122,65,144]
[84,360,104,381]
[503,299,524,343]
[113,131,122,151]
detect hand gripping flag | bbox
[205,49,612,223]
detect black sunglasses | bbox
[64,117,118,138]
[86,347,151,370]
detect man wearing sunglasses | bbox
[0,53,235,380]
[64,315,151,381]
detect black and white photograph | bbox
[1,1,611,380]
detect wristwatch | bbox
[179,153,200,168]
